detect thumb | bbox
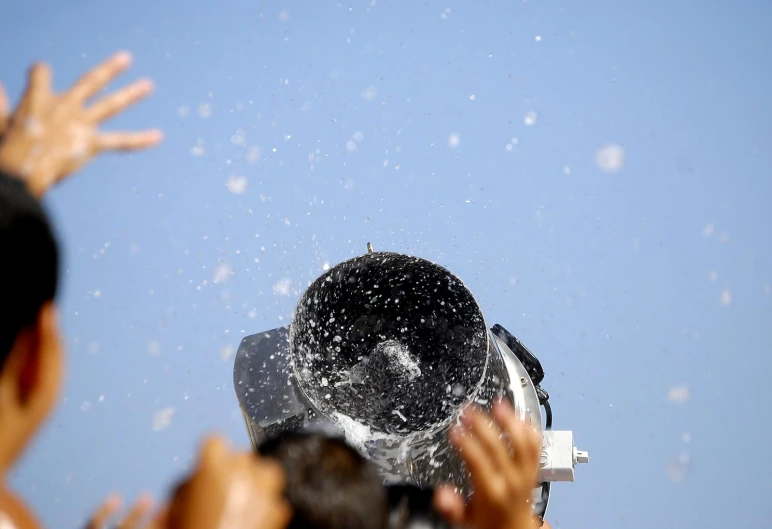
[433,485,467,526]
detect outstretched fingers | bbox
[97,129,163,152]
[64,51,133,105]
[85,494,122,529]
[87,78,154,123]
[117,494,154,529]
[450,415,515,504]
[461,406,517,480]
[492,399,541,486]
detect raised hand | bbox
[85,493,154,529]
[434,400,543,529]
[0,51,162,197]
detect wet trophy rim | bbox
[288,249,491,436]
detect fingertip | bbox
[492,397,516,417]
[147,129,164,143]
[526,423,542,446]
[29,61,51,75]
[458,403,481,425]
[200,434,227,465]
[135,78,155,94]
[433,485,455,508]
[26,62,52,89]
[137,492,154,509]
[449,425,464,445]
[463,402,483,414]
[105,493,122,510]
[113,51,134,67]
[433,486,465,524]
[140,129,164,147]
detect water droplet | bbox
[225,176,248,194]
[595,143,626,172]
[361,86,377,101]
[720,289,732,306]
[667,384,691,403]
[230,130,246,146]
[213,263,234,283]
[197,103,212,119]
[190,139,206,157]
[220,345,235,360]
[246,146,262,163]
[152,407,176,431]
[273,277,293,296]
[148,340,162,356]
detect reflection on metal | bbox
[233,251,588,518]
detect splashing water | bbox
[363,339,422,383]
[668,384,691,403]
[595,144,626,172]
[273,277,293,296]
[152,407,176,431]
[330,410,449,485]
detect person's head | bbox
[257,430,389,529]
[0,176,62,475]
[386,484,454,529]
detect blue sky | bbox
[2,1,771,528]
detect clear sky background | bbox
[2,1,771,528]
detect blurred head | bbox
[0,176,63,475]
[386,485,455,529]
[258,431,389,529]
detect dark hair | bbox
[0,173,60,369]
[258,430,389,529]
[386,484,455,529]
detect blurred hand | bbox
[434,400,542,529]
[0,51,161,197]
[165,435,291,529]
[85,493,154,529]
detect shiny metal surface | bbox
[234,251,546,495]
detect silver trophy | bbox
[233,249,588,521]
